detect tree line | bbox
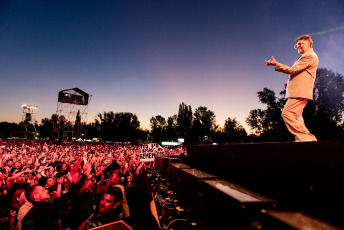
[1,68,343,144]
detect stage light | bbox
[162,142,181,146]
[21,104,38,110]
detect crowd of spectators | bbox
[0,139,187,230]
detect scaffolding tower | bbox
[52,88,91,142]
[11,104,38,139]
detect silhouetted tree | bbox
[0,122,20,138]
[305,68,344,139]
[150,115,167,144]
[95,111,142,142]
[113,112,141,142]
[38,116,54,138]
[246,88,289,141]
[191,106,217,143]
[150,115,166,130]
[177,102,193,138]
[166,115,178,141]
[96,111,115,140]
[223,117,248,143]
[85,122,100,139]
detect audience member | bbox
[78,187,124,229]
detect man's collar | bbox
[300,47,313,56]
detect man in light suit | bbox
[265,34,319,142]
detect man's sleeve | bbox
[275,54,314,75]
[52,174,87,206]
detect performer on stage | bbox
[265,34,319,142]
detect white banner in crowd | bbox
[140,143,164,162]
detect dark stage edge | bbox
[183,141,344,228]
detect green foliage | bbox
[177,102,193,137]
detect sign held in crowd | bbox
[140,143,164,162]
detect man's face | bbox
[295,39,310,54]
[60,163,67,171]
[45,178,56,187]
[35,186,50,201]
[17,174,27,184]
[6,161,13,167]
[45,168,54,177]
[99,193,115,213]
[14,162,21,169]
[17,191,27,205]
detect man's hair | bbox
[296,34,313,47]
[25,185,40,203]
[105,187,123,204]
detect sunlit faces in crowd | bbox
[6,159,14,167]
[28,186,51,202]
[45,177,56,188]
[17,190,27,206]
[99,193,117,213]
[44,167,55,177]
[60,163,68,171]
[14,161,22,170]
[16,174,27,184]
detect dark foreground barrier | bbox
[178,168,218,218]
[200,179,277,229]
[184,141,344,228]
[168,162,192,193]
[260,210,342,230]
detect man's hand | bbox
[57,177,64,185]
[265,56,277,66]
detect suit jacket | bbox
[275,48,318,100]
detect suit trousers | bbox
[282,98,317,141]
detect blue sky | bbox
[1,0,343,132]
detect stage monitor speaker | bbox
[178,168,218,218]
[168,163,192,193]
[200,179,277,230]
[89,220,132,230]
[155,155,182,178]
[259,210,342,230]
[164,157,182,178]
[154,154,164,173]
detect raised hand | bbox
[265,56,277,66]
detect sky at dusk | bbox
[1,0,344,133]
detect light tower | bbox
[20,104,38,139]
[53,88,91,143]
